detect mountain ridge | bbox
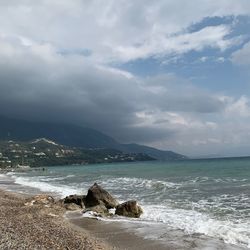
[0,115,187,160]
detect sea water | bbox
[3,158,250,249]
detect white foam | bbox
[5,172,14,176]
[39,175,75,182]
[100,177,181,190]
[0,173,14,181]
[80,200,250,248]
[12,176,81,197]
[141,205,250,248]
[81,202,250,248]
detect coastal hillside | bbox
[118,143,186,161]
[0,116,186,160]
[0,139,154,168]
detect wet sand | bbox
[67,214,170,250]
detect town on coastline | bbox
[0,138,154,169]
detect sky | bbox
[1,1,250,157]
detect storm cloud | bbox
[1,1,250,156]
[0,35,228,144]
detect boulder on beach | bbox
[64,203,82,211]
[85,183,118,209]
[83,204,109,216]
[63,194,86,209]
[115,200,143,218]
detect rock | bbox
[115,200,143,218]
[25,194,54,206]
[85,183,118,209]
[64,203,82,211]
[63,194,86,208]
[83,204,109,216]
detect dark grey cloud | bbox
[1,1,250,156]
[0,37,227,146]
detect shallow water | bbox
[2,158,250,249]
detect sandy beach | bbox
[0,189,111,250]
[0,190,245,250]
[0,172,167,250]
[0,180,167,250]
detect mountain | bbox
[0,139,154,168]
[0,116,187,160]
[0,116,117,148]
[118,143,186,161]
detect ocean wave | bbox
[0,173,15,181]
[185,176,249,185]
[12,176,82,197]
[38,175,76,182]
[4,168,250,248]
[141,205,250,248]
[100,177,181,190]
[80,203,250,248]
[6,171,16,176]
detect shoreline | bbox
[66,213,170,250]
[0,174,168,250]
[0,172,248,250]
[0,188,167,250]
[66,213,247,250]
[0,189,111,250]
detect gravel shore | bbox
[0,190,111,250]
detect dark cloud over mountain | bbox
[1,1,250,157]
[0,36,227,147]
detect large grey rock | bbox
[85,183,118,209]
[64,203,82,211]
[115,200,143,218]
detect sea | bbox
[1,157,250,249]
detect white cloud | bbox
[216,57,226,63]
[96,65,134,79]
[231,41,250,65]
[200,57,208,62]
[225,96,250,117]
[0,1,248,63]
[149,95,250,156]
[114,25,239,62]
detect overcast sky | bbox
[1,1,250,157]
